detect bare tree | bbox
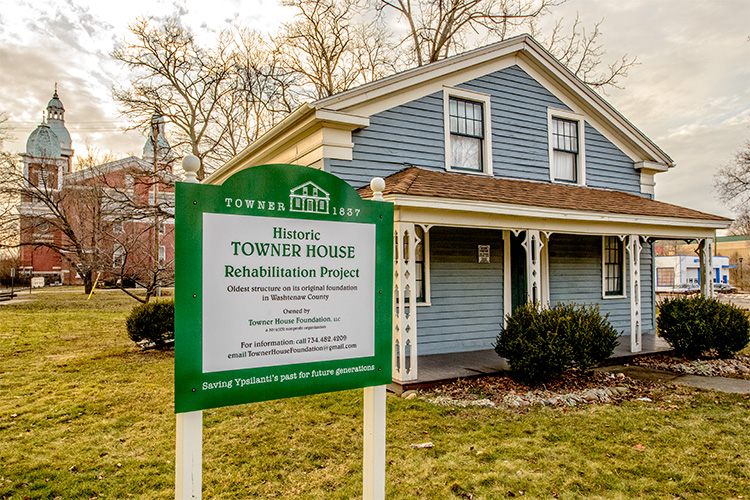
[83,151,178,302]
[377,0,637,89]
[531,15,637,89]
[0,155,119,293]
[208,30,302,163]
[280,0,398,99]
[0,113,12,148]
[377,0,553,66]
[0,146,177,300]
[112,17,233,179]
[74,142,118,172]
[716,141,750,221]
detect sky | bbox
[0,0,748,218]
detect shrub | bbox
[126,299,175,349]
[657,295,750,358]
[495,302,619,384]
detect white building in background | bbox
[655,255,731,293]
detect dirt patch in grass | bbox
[420,370,662,411]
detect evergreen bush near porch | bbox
[495,302,619,384]
[657,295,750,358]
[126,298,175,349]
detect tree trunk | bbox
[83,271,94,294]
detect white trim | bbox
[443,87,494,176]
[602,235,626,299]
[699,239,715,298]
[627,235,643,352]
[635,161,669,173]
[540,232,550,305]
[640,171,656,196]
[387,194,730,235]
[503,230,512,325]
[393,222,418,382]
[521,230,544,305]
[548,108,586,186]
[206,106,369,186]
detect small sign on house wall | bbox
[478,245,490,264]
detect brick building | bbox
[17,89,175,287]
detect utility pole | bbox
[152,113,161,298]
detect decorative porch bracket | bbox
[698,238,715,298]
[393,222,419,382]
[626,235,642,353]
[521,230,544,306]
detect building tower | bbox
[17,88,76,283]
[142,111,173,171]
[44,86,74,170]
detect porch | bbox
[389,333,672,394]
[361,168,728,387]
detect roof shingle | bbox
[357,167,730,222]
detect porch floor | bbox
[389,333,672,393]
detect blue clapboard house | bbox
[210,35,730,386]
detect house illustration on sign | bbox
[290,181,330,214]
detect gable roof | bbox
[313,35,671,167]
[208,34,672,185]
[357,167,729,224]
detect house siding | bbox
[548,234,654,336]
[584,123,642,195]
[417,227,504,355]
[327,64,640,196]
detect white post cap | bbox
[182,155,200,183]
[370,177,385,201]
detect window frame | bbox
[443,87,493,176]
[602,236,626,298]
[548,108,586,185]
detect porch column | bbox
[698,238,715,298]
[393,222,419,382]
[521,230,544,306]
[626,235,642,353]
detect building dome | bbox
[26,122,62,157]
[46,89,72,152]
[47,91,64,113]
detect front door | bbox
[510,232,527,313]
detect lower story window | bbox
[604,236,624,296]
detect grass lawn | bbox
[1,288,749,499]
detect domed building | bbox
[17,88,176,288]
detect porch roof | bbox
[358,167,730,225]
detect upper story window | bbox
[450,98,484,171]
[443,87,493,176]
[548,109,586,185]
[552,118,578,182]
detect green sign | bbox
[175,164,393,413]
